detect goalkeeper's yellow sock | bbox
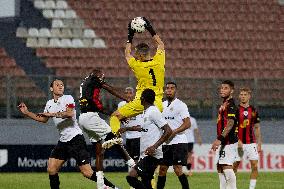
[151,166,159,189]
[110,116,121,134]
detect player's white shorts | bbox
[235,143,259,161]
[215,142,238,166]
[79,112,111,142]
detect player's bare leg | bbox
[249,160,258,189]
[47,158,65,189]
[186,151,193,176]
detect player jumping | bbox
[105,17,165,146]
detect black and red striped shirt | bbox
[79,75,104,113]
[217,98,238,145]
[237,105,260,144]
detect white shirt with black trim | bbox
[162,98,190,145]
[118,101,142,139]
[185,116,198,143]
[44,95,82,142]
[140,105,167,159]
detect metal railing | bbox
[1,75,283,119]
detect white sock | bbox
[223,169,237,189]
[249,179,257,189]
[218,173,227,189]
[96,171,104,189]
[126,159,135,169]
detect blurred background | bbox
[0,0,283,173]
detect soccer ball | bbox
[131,17,146,33]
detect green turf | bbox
[0,172,283,189]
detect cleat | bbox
[102,137,123,149]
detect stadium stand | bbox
[1,0,283,118]
[0,47,46,118]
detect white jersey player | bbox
[126,89,172,189]
[18,79,118,189]
[157,81,191,189]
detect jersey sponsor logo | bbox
[165,116,174,120]
[240,119,250,128]
[0,149,8,167]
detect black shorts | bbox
[135,155,159,179]
[50,134,90,166]
[126,138,140,160]
[160,143,188,166]
[187,143,194,153]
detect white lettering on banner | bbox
[167,144,284,172]
[18,157,48,168]
[0,149,8,167]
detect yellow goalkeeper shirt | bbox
[128,49,165,98]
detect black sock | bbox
[49,174,60,189]
[89,172,115,188]
[157,176,166,189]
[186,163,192,170]
[178,174,189,189]
[126,176,146,189]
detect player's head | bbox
[90,68,105,83]
[165,81,177,100]
[140,89,155,106]
[124,87,135,101]
[50,79,64,96]
[239,87,251,104]
[135,43,150,61]
[220,80,234,99]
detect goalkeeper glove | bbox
[142,17,156,37]
[127,22,135,43]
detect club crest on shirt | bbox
[170,107,173,111]
[243,111,248,116]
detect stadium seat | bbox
[52,19,65,28]
[54,10,66,18]
[16,27,28,37]
[34,0,45,9]
[65,10,77,18]
[28,28,39,37]
[56,1,68,9]
[71,39,84,48]
[38,28,51,37]
[26,38,38,47]
[45,1,56,9]
[49,38,62,47]
[83,29,96,38]
[42,9,54,18]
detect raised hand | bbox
[18,102,29,115]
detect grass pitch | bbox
[0,172,283,189]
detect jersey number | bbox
[149,69,156,86]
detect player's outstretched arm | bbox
[102,83,128,102]
[143,17,164,51]
[38,106,74,119]
[125,22,135,62]
[18,102,49,123]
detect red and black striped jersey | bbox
[237,105,260,144]
[217,98,238,145]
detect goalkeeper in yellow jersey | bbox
[103,17,165,148]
